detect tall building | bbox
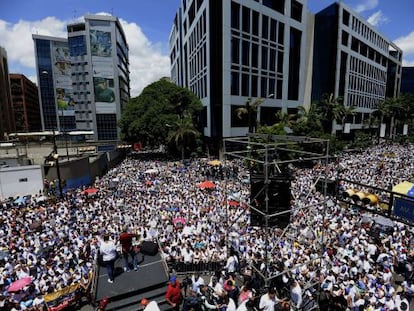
[33,15,130,141]
[33,35,76,132]
[0,47,13,139]
[170,0,312,141]
[312,2,402,134]
[67,14,130,141]
[9,74,42,132]
[401,67,414,95]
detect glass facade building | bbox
[33,15,130,141]
[33,35,76,132]
[0,47,13,139]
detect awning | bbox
[392,181,414,196]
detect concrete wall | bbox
[0,165,44,199]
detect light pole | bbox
[52,129,64,199]
[41,70,64,198]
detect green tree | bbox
[317,93,344,134]
[292,103,323,136]
[119,78,202,148]
[167,113,201,160]
[235,97,265,133]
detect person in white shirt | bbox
[141,298,161,311]
[225,250,239,275]
[259,288,277,311]
[290,280,303,309]
[99,234,118,283]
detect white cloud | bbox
[0,15,170,97]
[354,0,379,13]
[0,17,67,68]
[366,10,389,27]
[394,30,414,65]
[119,19,170,97]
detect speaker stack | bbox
[250,173,292,228]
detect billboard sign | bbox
[90,30,112,57]
[393,197,414,223]
[52,41,74,116]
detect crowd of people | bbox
[0,143,413,310]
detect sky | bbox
[0,0,413,97]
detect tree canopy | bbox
[119,78,203,149]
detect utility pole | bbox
[52,129,64,199]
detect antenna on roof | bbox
[73,9,77,20]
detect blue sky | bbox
[1,0,413,96]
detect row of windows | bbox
[231,71,283,99]
[189,74,207,99]
[349,56,387,84]
[348,13,388,52]
[186,10,206,53]
[68,36,87,57]
[188,43,207,80]
[231,3,285,45]
[231,38,284,73]
[347,92,382,110]
[350,36,387,67]
[96,114,118,140]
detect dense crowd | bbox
[0,143,414,310]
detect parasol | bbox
[8,277,32,292]
[197,181,215,189]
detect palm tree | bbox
[168,113,200,160]
[317,93,344,134]
[236,97,265,133]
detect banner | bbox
[393,198,414,223]
[51,41,74,116]
[90,30,112,57]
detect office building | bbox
[67,14,130,141]
[401,67,414,95]
[170,0,312,141]
[312,2,402,133]
[9,74,42,132]
[0,47,13,139]
[33,35,76,132]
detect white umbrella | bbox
[144,168,159,174]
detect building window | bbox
[262,16,269,39]
[231,2,240,29]
[242,6,250,33]
[342,31,349,46]
[288,27,301,100]
[96,114,117,140]
[343,9,350,26]
[261,46,268,69]
[263,0,285,14]
[291,0,302,22]
[251,75,258,97]
[241,74,249,96]
[278,23,285,45]
[270,19,277,42]
[252,10,259,36]
[231,72,240,95]
[242,40,250,66]
[231,37,240,64]
[252,43,259,68]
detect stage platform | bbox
[94,252,170,311]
